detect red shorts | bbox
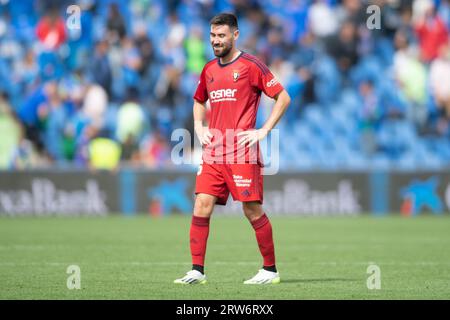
[195,162,264,205]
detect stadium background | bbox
[0,0,450,300]
[0,0,449,216]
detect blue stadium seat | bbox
[313,55,341,105]
[329,104,357,138]
[350,55,383,86]
[339,89,360,115]
[303,104,325,135]
[104,103,119,136]
[344,150,369,169]
[293,149,315,170]
[396,151,417,170]
[371,153,392,170]
[1,0,449,171]
[413,140,445,169]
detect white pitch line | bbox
[1,243,449,251]
[1,261,450,266]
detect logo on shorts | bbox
[233,175,252,187]
[241,189,251,197]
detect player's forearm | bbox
[261,90,291,132]
[193,100,207,129]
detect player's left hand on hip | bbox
[237,128,269,147]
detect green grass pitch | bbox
[0,215,449,299]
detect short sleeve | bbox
[193,66,208,102]
[249,60,284,98]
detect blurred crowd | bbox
[0,0,449,170]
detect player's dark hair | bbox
[210,13,238,30]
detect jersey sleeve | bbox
[249,60,284,99]
[193,66,208,103]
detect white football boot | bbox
[174,270,207,285]
[244,269,280,284]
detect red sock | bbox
[190,215,210,267]
[251,213,276,267]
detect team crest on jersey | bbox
[233,70,240,82]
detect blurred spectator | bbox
[439,0,450,29]
[357,79,380,155]
[429,44,450,121]
[133,21,155,76]
[326,20,359,75]
[17,81,58,153]
[88,40,112,95]
[9,139,44,170]
[397,4,415,41]
[66,0,95,70]
[35,9,66,51]
[163,13,186,69]
[413,0,434,22]
[393,30,428,127]
[75,123,97,167]
[116,87,146,160]
[106,3,127,43]
[88,130,122,170]
[59,71,87,161]
[155,65,183,111]
[184,25,206,75]
[82,84,108,129]
[0,92,23,168]
[121,133,140,163]
[139,130,170,168]
[43,85,66,161]
[308,0,339,39]
[38,50,64,81]
[379,79,409,120]
[336,0,366,26]
[414,2,449,62]
[261,26,287,63]
[13,49,39,93]
[0,0,449,170]
[121,37,143,88]
[290,31,317,69]
[372,0,405,38]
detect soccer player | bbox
[174,13,291,285]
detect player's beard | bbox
[213,40,233,58]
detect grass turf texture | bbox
[0,215,449,299]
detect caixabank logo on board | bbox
[0,178,108,216]
[400,176,450,216]
[146,178,192,216]
[217,179,362,216]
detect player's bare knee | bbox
[242,202,263,222]
[194,196,214,217]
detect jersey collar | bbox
[217,51,243,67]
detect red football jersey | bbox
[193,52,284,165]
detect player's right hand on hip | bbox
[195,126,213,146]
